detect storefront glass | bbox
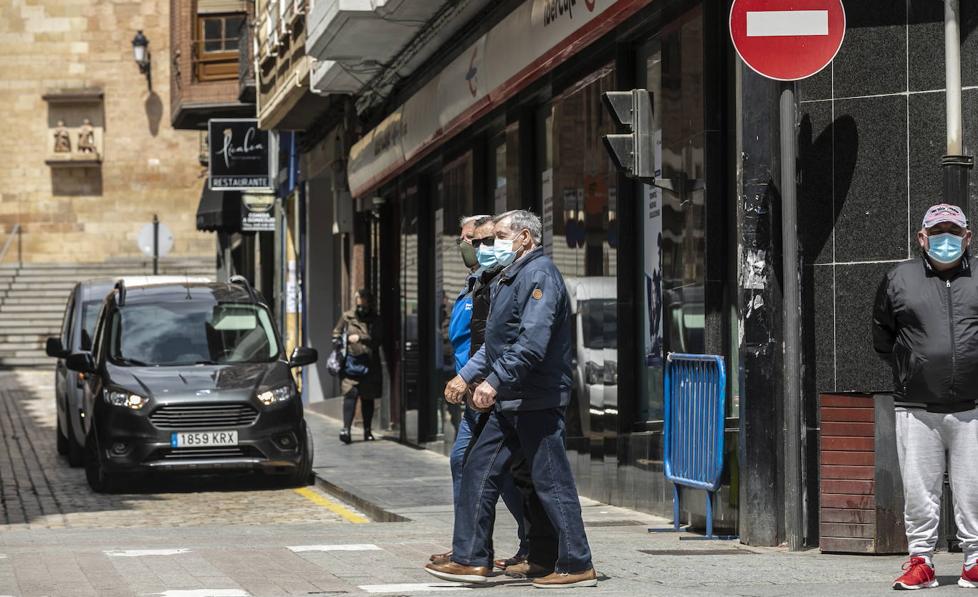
[490,123,521,214]
[637,6,706,423]
[436,153,474,444]
[538,65,619,487]
[400,187,420,444]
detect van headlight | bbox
[106,390,148,410]
[257,385,293,406]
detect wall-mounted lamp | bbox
[132,30,151,88]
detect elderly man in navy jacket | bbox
[425,210,596,589]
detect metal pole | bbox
[943,0,973,209]
[780,81,804,551]
[152,213,159,275]
[946,0,962,156]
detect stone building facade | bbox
[0,0,213,263]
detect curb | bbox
[312,471,410,523]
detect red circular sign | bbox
[730,0,845,81]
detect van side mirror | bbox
[289,346,318,368]
[46,337,67,358]
[65,352,97,374]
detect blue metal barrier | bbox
[660,352,733,540]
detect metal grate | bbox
[149,403,258,430]
[154,445,264,461]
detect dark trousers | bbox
[453,408,591,572]
[457,410,533,560]
[342,389,375,431]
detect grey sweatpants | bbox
[896,407,978,560]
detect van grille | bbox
[150,446,265,461]
[149,404,258,429]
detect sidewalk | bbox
[302,408,969,596]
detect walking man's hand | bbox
[472,381,497,410]
[444,375,468,404]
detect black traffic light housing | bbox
[601,89,654,183]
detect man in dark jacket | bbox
[432,215,529,569]
[874,203,978,590]
[426,210,595,589]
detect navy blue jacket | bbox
[459,247,572,411]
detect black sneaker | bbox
[364,430,375,441]
[339,428,352,444]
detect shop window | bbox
[400,186,421,444]
[194,13,245,82]
[490,123,521,214]
[539,64,619,441]
[434,153,475,444]
[637,6,706,423]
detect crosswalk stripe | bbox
[105,549,191,557]
[288,544,382,552]
[146,591,249,597]
[359,583,469,593]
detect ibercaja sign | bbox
[208,119,272,191]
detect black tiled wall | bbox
[799,2,978,395]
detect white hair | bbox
[459,214,492,227]
[494,210,542,244]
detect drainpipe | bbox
[943,0,973,209]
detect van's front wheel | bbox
[84,430,118,493]
[287,425,314,487]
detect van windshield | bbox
[109,302,279,366]
[579,299,617,350]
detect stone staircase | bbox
[0,258,215,368]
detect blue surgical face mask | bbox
[477,244,497,268]
[494,238,516,267]
[927,232,966,264]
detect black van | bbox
[65,277,317,492]
[47,279,116,467]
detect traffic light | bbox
[601,89,654,182]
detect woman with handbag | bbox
[331,289,382,444]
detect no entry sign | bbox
[730,0,846,81]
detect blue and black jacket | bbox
[448,271,478,373]
[459,247,572,411]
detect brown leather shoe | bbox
[429,551,451,565]
[532,568,598,588]
[505,561,553,579]
[424,561,491,583]
[494,553,527,570]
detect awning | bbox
[196,187,242,233]
[346,0,650,197]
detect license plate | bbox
[170,430,239,448]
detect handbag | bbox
[326,345,345,377]
[326,327,347,377]
[343,352,370,379]
[331,320,371,379]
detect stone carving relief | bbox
[53,120,71,153]
[43,88,104,167]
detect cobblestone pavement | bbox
[0,370,358,530]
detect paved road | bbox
[0,370,359,530]
[0,368,973,596]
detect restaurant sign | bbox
[208,119,272,191]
